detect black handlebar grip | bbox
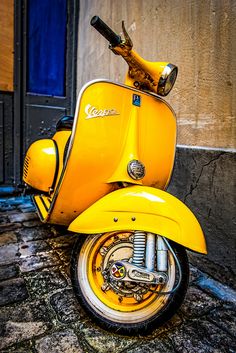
[90,16,121,47]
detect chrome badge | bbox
[85,104,120,119]
[127,159,146,180]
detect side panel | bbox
[23,139,57,192]
[48,81,176,225]
[68,185,207,254]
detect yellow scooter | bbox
[23,16,207,334]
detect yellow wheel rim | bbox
[87,231,162,312]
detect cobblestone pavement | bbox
[0,196,235,353]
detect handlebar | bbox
[90,16,122,47]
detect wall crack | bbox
[184,152,226,203]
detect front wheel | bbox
[71,231,189,335]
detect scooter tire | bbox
[71,232,189,335]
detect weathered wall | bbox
[76,1,236,286]
[168,147,236,289]
[77,0,236,148]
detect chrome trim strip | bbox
[51,139,59,191]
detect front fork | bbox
[133,231,168,273]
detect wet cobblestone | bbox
[0,196,235,352]
[50,289,83,324]
[35,329,83,353]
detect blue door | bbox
[14,0,79,183]
[27,0,67,96]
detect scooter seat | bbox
[56,116,74,131]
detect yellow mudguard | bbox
[68,185,207,254]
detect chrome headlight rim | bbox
[157,64,178,97]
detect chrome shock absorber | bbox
[157,236,168,272]
[145,233,156,271]
[132,231,146,266]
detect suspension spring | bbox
[132,231,146,266]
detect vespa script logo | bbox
[85,104,120,119]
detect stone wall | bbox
[167,147,236,288]
[76,1,236,286]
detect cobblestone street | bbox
[0,196,235,353]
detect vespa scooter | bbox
[23,16,207,334]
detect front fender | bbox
[68,186,207,254]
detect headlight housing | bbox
[157,64,178,96]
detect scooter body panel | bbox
[23,139,58,192]
[44,80,176,225]
[68,185,207,254]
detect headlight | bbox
[157,64,178,96]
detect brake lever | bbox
[110,21,133,55]
[121,21,133,49]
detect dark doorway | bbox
[13,0,79,187]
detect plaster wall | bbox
[77,0,236,149]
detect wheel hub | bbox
[98,232,157,301]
